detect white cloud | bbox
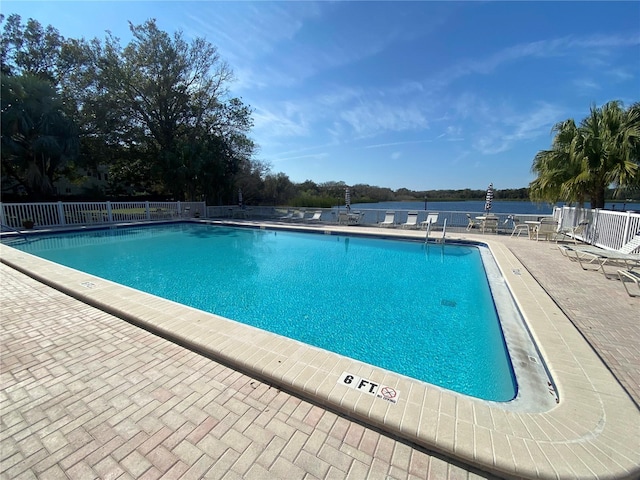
[252,103,309,139]
[340,101,428,137]
[573,78,601,92]
[471,102,564,155]
[364,140,432,149]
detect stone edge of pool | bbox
[1,222,639,480]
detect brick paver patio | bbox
[1,231,638,479]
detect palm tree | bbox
[530,119,587,206]
[530,101,640,208]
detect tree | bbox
[530,101,640,208]
[1,14,65,82]
[530,119,586,206]
[575,101,639,208]
[264,173,296,205]
[1,74,79,198]
[85,19,255,200]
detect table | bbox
[525,221,541,240]
[476,216,498,234]
[338,212,362,225]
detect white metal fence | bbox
[556,206,640,250]
[0,201,205,229]
[3,201,638,252]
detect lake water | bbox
[349,200,640,215]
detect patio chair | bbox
[304,211,323,223]
[560,233,640,276]
[466,214,477,231]
[534,217,559,241]
[555,220,589,244]
[401,211,419,229]
[379,211,396,227]
[509,216,530,238]
[279,210,294,220]
[420,213,439,230]
[617,269,640,297]
[291,210,306,222]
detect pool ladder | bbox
[424,218,446,244]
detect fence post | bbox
[0,203,5,226]
[145,201,151,220]
[106,201,113,223]
[57,201,66,226]
[622,211,631,243]
[177,201,182,216]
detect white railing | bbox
[3,201,638,252]
[206,206,550,229]
[1,201,206,229]
[556,206,640,251]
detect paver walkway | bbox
[1,232,638,479]
[0,264,495,480]
[499,236,640,407]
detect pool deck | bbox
[1,221,639,479]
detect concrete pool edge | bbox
[2,225,639,479]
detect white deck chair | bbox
[401,211,419,229]
[534,217,559,241]
[279,210,293,220]
[509,216,530,238]
[304,211,322,223]
[617,269,640,297]
[466,214,477,231]
[420,213,438,230]
[555,221,589,244]
[291,210,306,222]
[379,211,396,227]
[561,233,640,275]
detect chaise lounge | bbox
[560,234,640,276]
[617,269,640,297]
[379,211,396,228]
[401,211,419,229]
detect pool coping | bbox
[2,221,639,479]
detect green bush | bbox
[289,195,341,208]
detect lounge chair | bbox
[379,211,396,228]
[560,233,640,275]
[555,220,589,244]
[509,216,530,238]
[617,269,640,297]
[420,213,438,230]
[304,211,323,223]
[401,211,419,229]
[291,210,306,222]
[466,214,477,231]
[279,210,294,220]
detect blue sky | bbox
[2,1,639,190]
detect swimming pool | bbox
[6,223,516,401]
[5,221,640,480]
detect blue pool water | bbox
[7,224,517,401]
